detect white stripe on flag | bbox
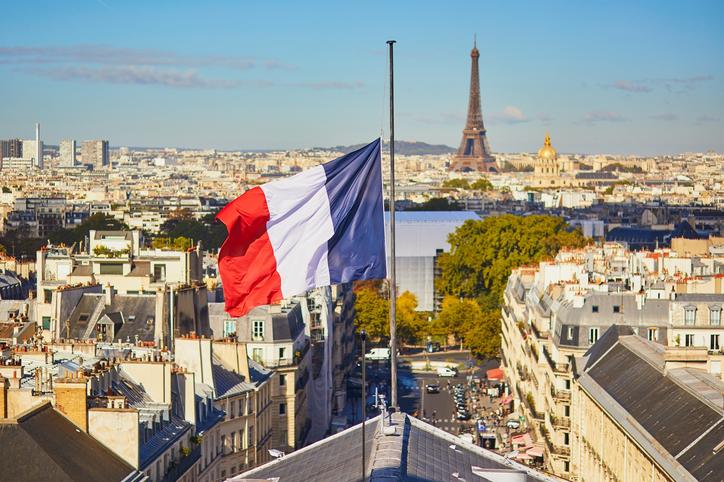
[262,165,334,297]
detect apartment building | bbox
[235,302,311,452]
[571,325,723,481]
[500,243,724,479]
[82,139,110,168]
[35,230,207,345]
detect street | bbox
[353,351,500,436]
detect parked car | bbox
[425,383,440,394]
[456,412,472,420]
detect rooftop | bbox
[236,412,555,482]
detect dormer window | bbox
[613,305,620,313]
[592,305,599,313]
[252,320,264,341]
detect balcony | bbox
[551,386,571,402]
[543,435,571,458]
[550,414,570,429]
[542,346,569,374]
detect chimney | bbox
[54,378,88,431]
[104,282,113,305]
[0,376,7,419]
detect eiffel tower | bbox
[450,39,496,172]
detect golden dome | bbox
[537,132,558,160]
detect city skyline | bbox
[1,1,723,154]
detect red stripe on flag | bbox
[216,187,283,317]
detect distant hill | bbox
[325,140,456,156]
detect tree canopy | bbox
[438,214,589,309]
[49,213,129,246]
[434,215,589,359]
[353,286,426,344]
[157,211,228,251]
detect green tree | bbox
[463,309,503,359]
[442,179,470,189]
[353,288,389,339]
[49,213,129,246]
[470,177,493,191]
[438,214,589,309]
[396,291,426,344]
[158,211,228,251]
[435,296,482,342]
[353,287,427,343]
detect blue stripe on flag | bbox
[323,138,387,284]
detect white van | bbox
[437,366,457,377]
[365,348,391,361]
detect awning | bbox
[527,446,545,458]
[486,368,504,381]
[515,453,533,461]
[511,433,533,448]
[499,395,513,405]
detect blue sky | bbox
[1,1,723,154]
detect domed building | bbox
[534,133,563,186]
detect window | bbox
[564,461,570,473]
[248,426,254,446]
[252,320,264,340]
[566,326,573,340]
[154,263,166,281]
[78,313,90,322]
[710,334,720,351]
[685,307,697,325]
[279,403,286,415]
[647,328,658,342]
[279,374,287,387]
[591,305,599,313]
[710,307,721,326]
[685,334,695,347]
[224,319,236,336]
[221,434,226,452]
[613,305,621,313]
[564,405,570,417]
[279,347,286,359]
[588,327,599,345]
[564,432,570,446]
[252,347,263,363]
[41,316,51,330]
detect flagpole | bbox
[387,39,398,410]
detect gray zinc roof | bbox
[236,413,555,482]
[579,328,724,481]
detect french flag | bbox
[217,139,386,316]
